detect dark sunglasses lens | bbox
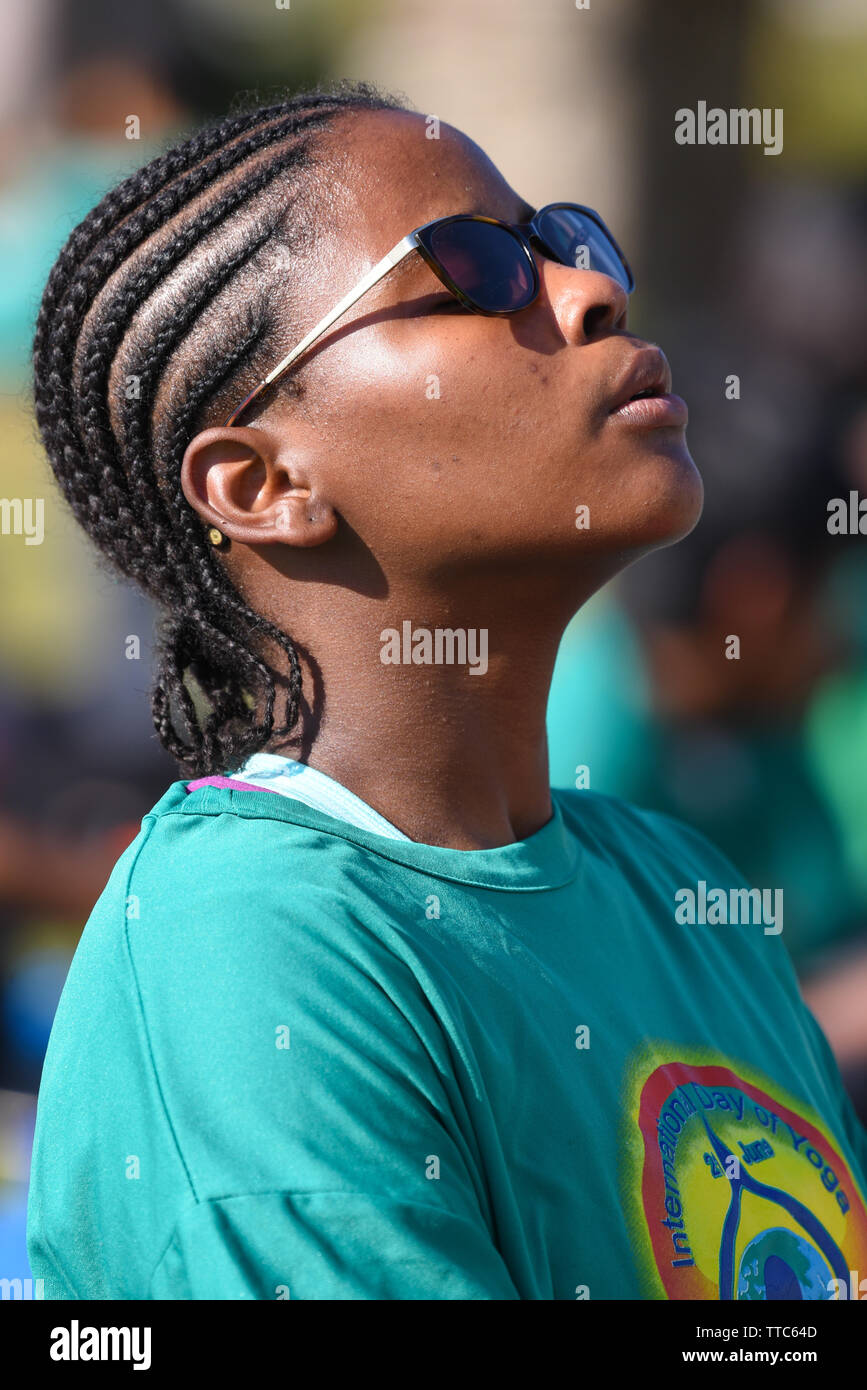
[428,219,536,312]
[537,207,632,291]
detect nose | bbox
[540,259,629,343]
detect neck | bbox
[247,557,609,850]
[290,649,557,850]
[267,608,576,851]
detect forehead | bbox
[311,107,530,240]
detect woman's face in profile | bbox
[257,105,704,593]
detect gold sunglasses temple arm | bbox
[223,234,418,426]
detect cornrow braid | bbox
[32,80,404,777]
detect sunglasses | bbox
[224,202,634,426]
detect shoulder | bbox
[552,784,749,887]
[44,775,445,1139]
[104,782,395,1001]
[120,778,361,921]
[51,779,408,1076]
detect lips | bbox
[607,346,688,428]
[609,347,673,413]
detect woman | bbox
[27,82,867,1300]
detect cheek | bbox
[325,324,589,466]
[310,330,604,560]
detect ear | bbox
[180,427,338,548]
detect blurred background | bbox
[0,0,865,1287]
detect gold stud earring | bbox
[208,526,229,549]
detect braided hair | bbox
[32,81,403,778]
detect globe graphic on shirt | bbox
[737,1226,836,1300]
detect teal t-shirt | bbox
[27,780,867,1300]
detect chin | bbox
[623,436,704,552]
